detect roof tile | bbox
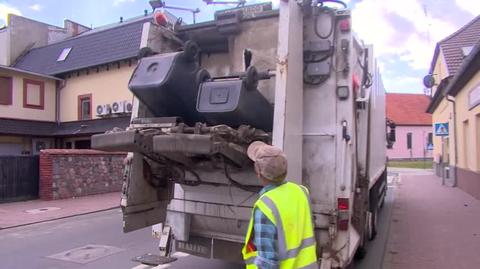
[13,12,177,76]
[439,15,480,76]
[386,93,432,126]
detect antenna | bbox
[423,3,432,46]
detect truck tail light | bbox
[339,19,351,32]
[338,198,349,230]
[352,74,360,95]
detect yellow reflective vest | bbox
[242,182,318,269]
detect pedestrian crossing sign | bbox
[434,123,449,136]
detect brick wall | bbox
[39,149,126,200]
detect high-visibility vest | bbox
[242,182,318,269]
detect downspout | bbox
[55,79,66,124]
[446,95,458,187]
[55,79,67,148]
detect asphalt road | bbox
[0,187,395,269]
[0,209,240,269]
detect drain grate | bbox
[24,207,61,214]
[48,244,124,264]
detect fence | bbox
[40,149,125,200]
[0,155,39,202]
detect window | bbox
[57,47,72,61]
[23,79,45,109]
[78,94,92,120]
[462,46,473,57]
[427,132,433,145]
[407,132,412,149]
[0,76,12,105]
[65,142,72,149]
[74,140,91,149]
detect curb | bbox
[0,206,120,231]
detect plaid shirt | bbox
[253,183,281,269]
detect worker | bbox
[242,141,318,269]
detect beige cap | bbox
[247,141,287,182]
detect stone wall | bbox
[40,149,125,200]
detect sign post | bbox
[434,122,449,185]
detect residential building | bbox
[440,41,480,199]
[386,93,432,160]
[0,65,60,154]
[0,12,177,155]
[426,15,480,188]
[0,14,90,66]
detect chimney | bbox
[73,23,79,36]
[64,20,91,37]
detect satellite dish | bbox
[423,74,435,88]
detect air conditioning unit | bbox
[96,104,111,116]
[111,101,125,114]
[125,100,133,113]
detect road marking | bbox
[131,264,171,269]
[132,265,153,269]
[154,265,171,269]
[172,251,190,257]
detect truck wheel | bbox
[355,214,369,260]
[379,186,386,209]
[368,207,378,241]
[354,244,367,260]
[379,169,388,209]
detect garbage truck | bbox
[92,1,395,268]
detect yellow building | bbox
[0,66,60,154]
[427,15,480,198]
[444,42,480,199]
[0,12,176,154]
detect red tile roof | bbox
[386,93,432,126]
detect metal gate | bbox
[0,155,39,202]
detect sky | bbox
[0,0,479,93]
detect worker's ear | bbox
[254,162,261,177]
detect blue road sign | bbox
[434,123,449,136]
[426,143,434,150]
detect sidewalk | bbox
[383,172,480,269]
[0,192,120,229]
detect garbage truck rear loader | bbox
[92,1,394,268]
